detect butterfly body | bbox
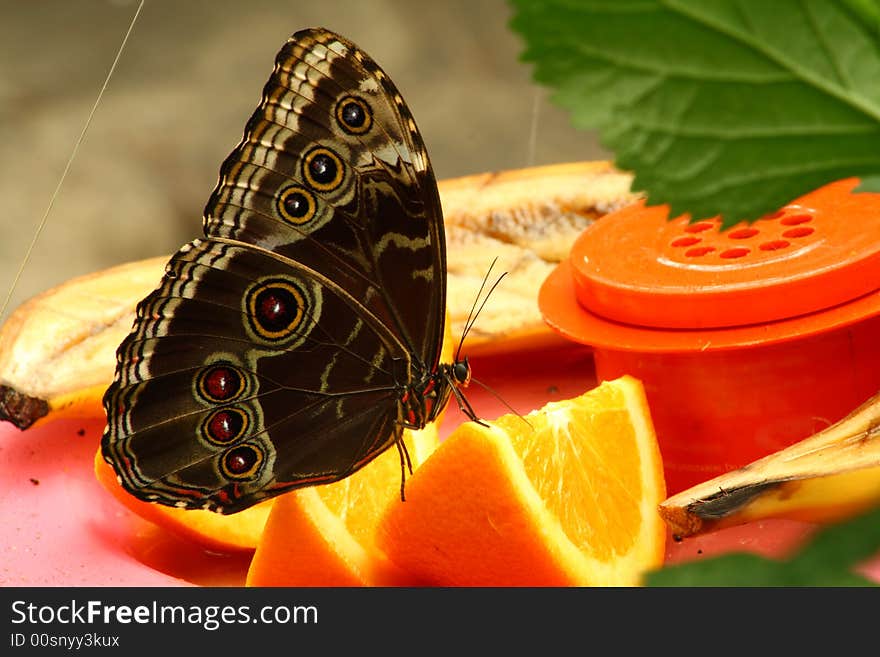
[101,28,469,514]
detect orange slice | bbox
[245,425,439,586]
[95,319,455,560]
[93,448,271,552]
[245,318,455,587]
[376,376,667,586]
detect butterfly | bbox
[101,27,475,514]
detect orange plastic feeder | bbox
[539,178,880,494]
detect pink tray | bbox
[1,343,877,586]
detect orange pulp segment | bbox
[245,425,439,586]
[376,375,667,586]
[93,447,271,552]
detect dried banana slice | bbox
[443,161,636,352]
[0,161,637,428]
[660,391,880,537]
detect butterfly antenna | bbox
[457,270,508,361]
[455,257,496,360]
[455,259,508,362]
[469,376,532,430]
[0,0,145,323]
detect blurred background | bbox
[0,0,608,316]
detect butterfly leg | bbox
[395,428,413,502]
[449,380,488,428]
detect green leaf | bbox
[842,0,880,38]
[645,505,880,587]
[510,0,880,227]
[855,174,880,191]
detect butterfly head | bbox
[423,357,479,426]
[452,356,472,389]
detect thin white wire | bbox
[527,88,541,167]
[0,0,146,323]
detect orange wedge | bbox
[376,376,667,586]
[245,425,439,586]
[92,317,455,564]
[245,319,455,586]
[94,448,271,552]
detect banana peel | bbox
[0,161,636,430]
[660,390,880,538]
[0,256,168,429]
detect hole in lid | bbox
[728,228,759,239]
[759,240,790,251]
[762,210,785,220]
[685,222,715,233]
[780,214,812,225]
[671,236,701,247]
[684,246,716,257]
[782,226,814,238]
[720,247,750,258]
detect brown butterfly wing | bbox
[204,28,445,363]
[102,28,448,513]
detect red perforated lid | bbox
[538,178,880,353]
[570,178,880,329]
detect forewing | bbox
[203,28,447,367]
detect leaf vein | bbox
[803,0,851,89]
[642,157,880,196]
[566,39,794,84]
[664,0,880,123]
